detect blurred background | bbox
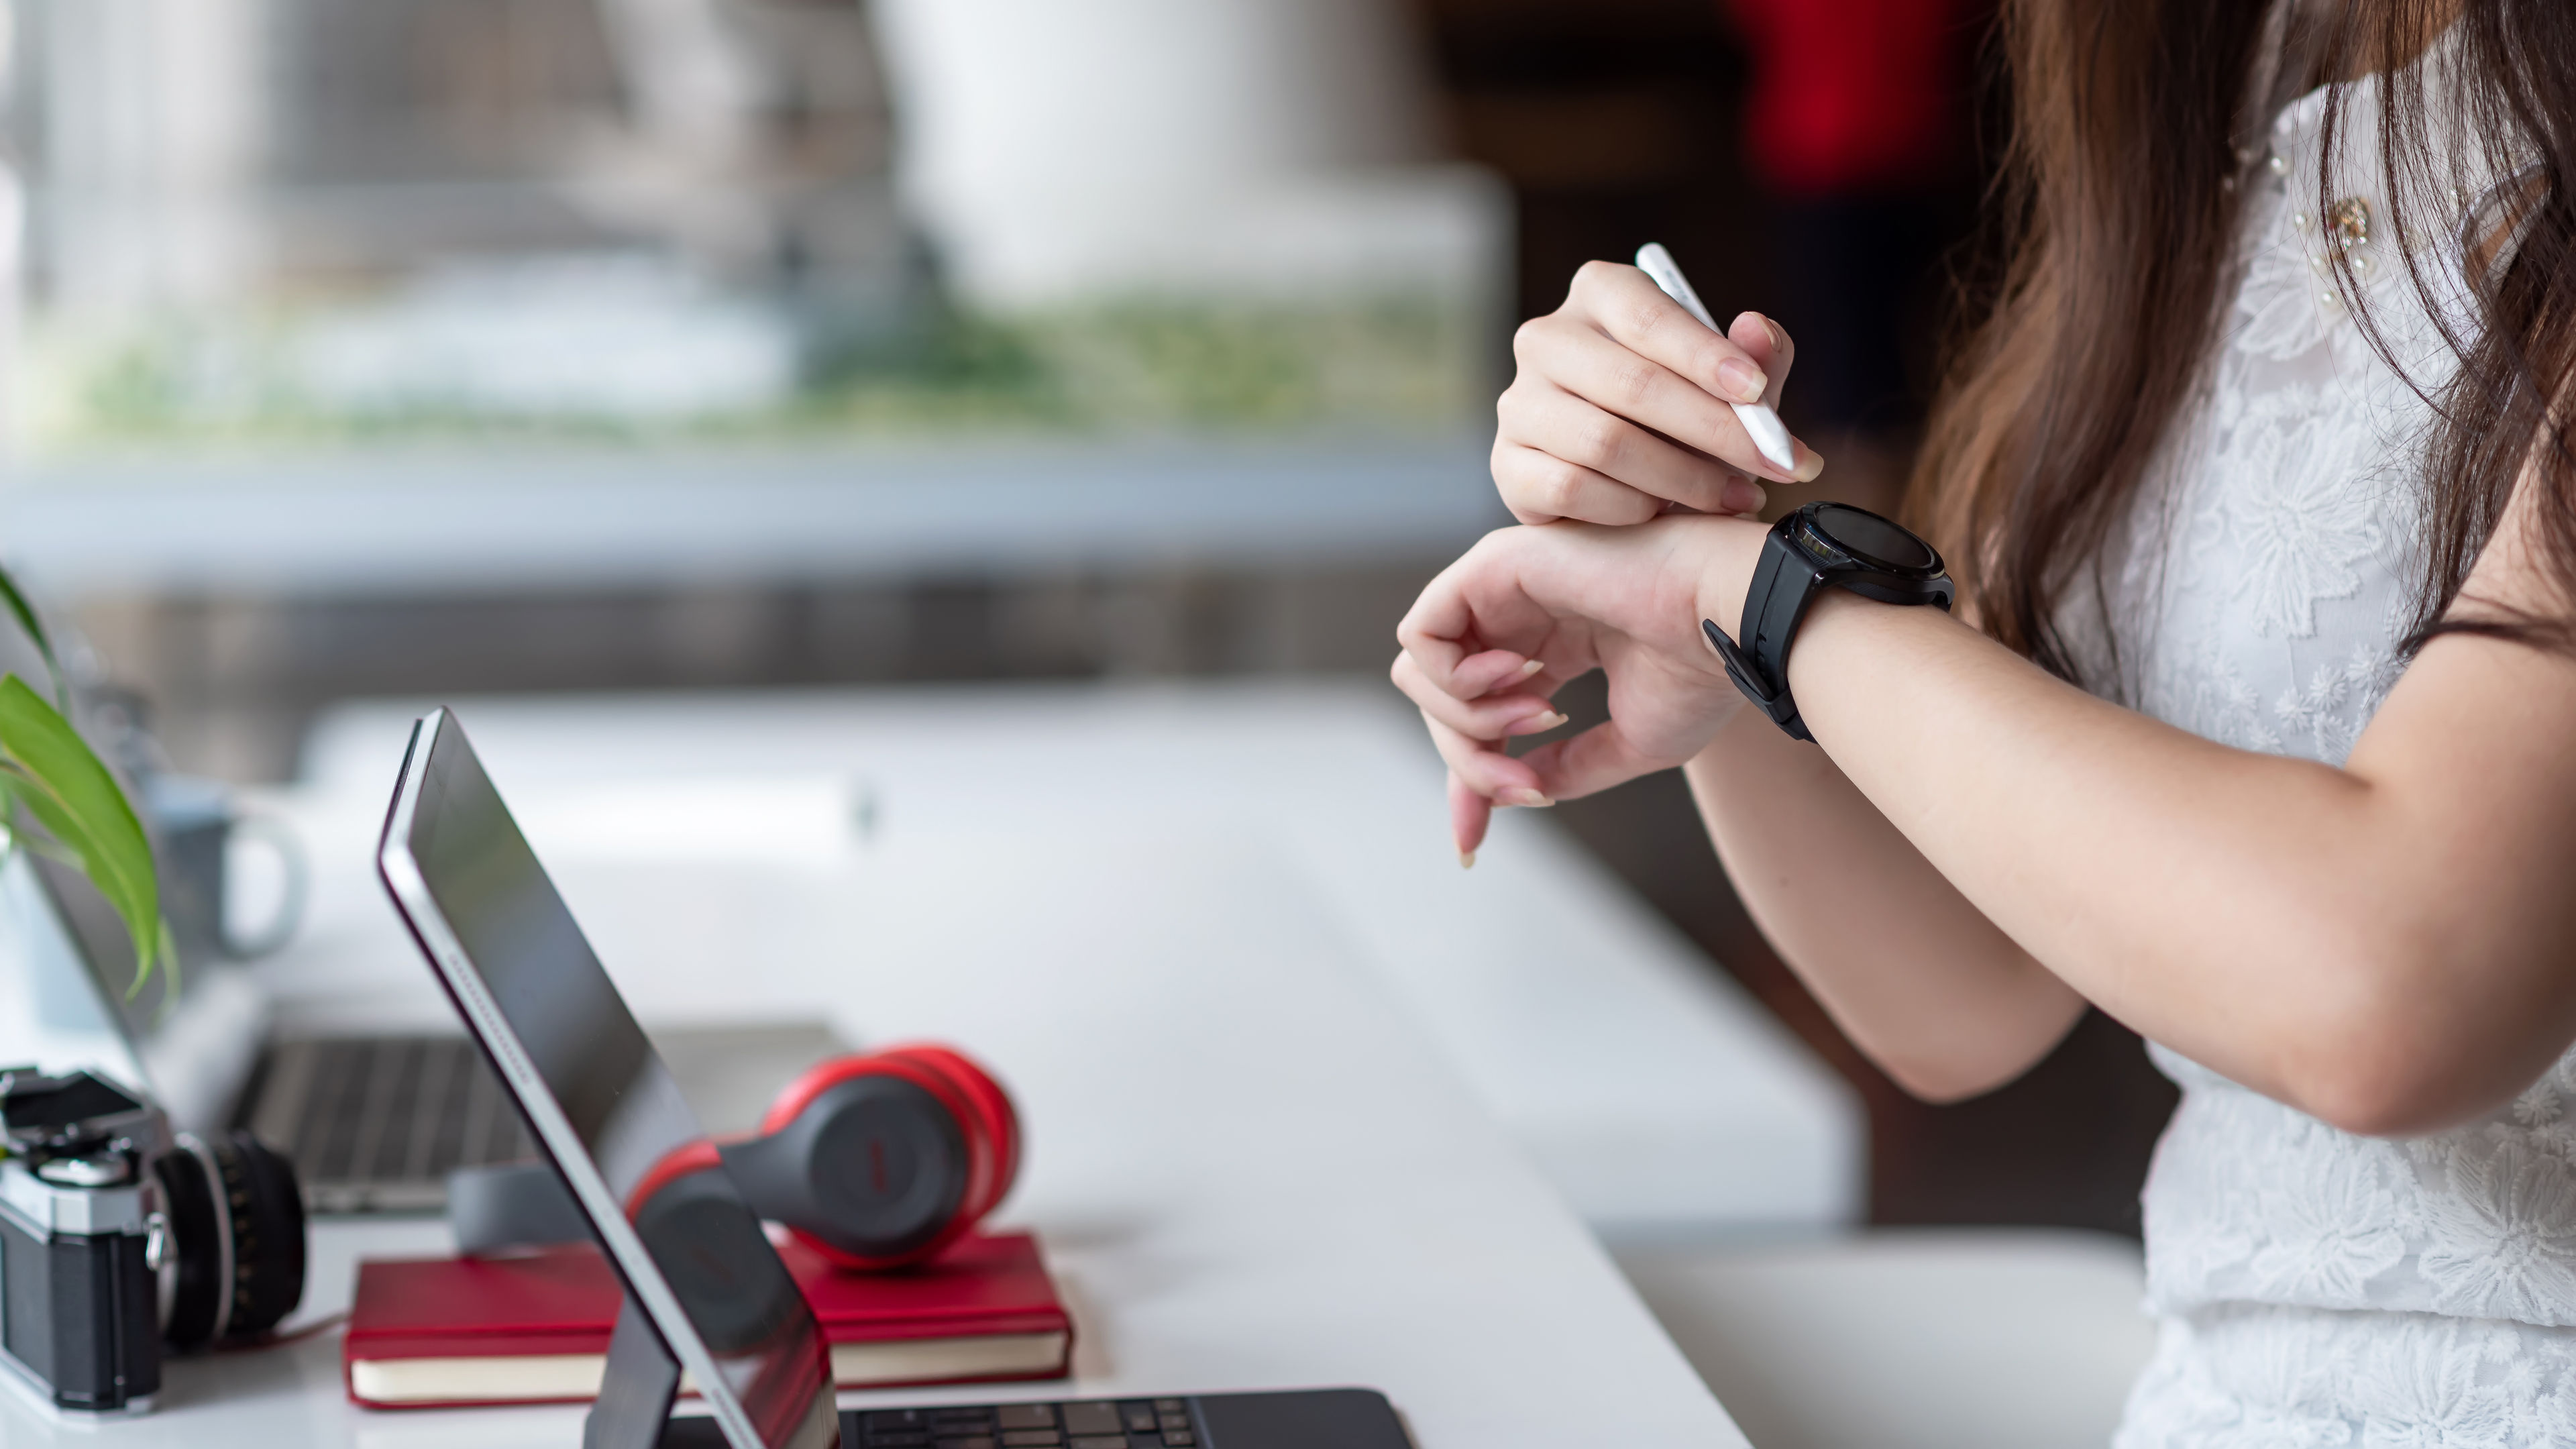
[0,0,2170,1238]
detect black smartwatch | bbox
[1704,502,1953,741]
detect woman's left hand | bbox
[1391,514,1766,859]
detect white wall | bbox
[34,0,269,315]
[869,0,1505,309]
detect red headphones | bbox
[723,1043,1022,1269]
[450,1044,1021,1270]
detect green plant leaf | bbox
[0,769,161,998]
[154,920,180,1014]
[0,566,68,711]
[0,676,163,991]
[0,767,153,985]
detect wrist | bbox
[1692,516,1772,645]
[1695,502,1956,744]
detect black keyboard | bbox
[665,1389,1412,1449]
[859,1395,1199,1448]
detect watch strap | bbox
[1703,525,1819,742]
[1702,619,1811,741]
[1703,505,1953,743]
[1744,535,1827,710]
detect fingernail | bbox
[1518,658,1546,677]
[1760,317,1786,352]
[1717,357,1768,404]
[1722,480,1766,513]
[1505,710,1570,737]
[1499,788,1555,808]
[1794,448,1825,482]
[1458,849,1477,869]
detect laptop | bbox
[0,849,168,1105]
[377,706,1413,1449]
[30,798,842,1216]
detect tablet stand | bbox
[586,1292,682,1449]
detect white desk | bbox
[290,681,1862,1236]
[0,839,1754,1447]
[0,680,1850,1447]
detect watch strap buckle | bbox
[1701,619,1813,742]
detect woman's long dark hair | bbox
[1911,0,2576,677]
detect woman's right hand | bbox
[1497,260,1822,526]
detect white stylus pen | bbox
[1634,243,1798,474]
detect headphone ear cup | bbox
[757,1047,1010,1270]
[873,1045,1019,1220]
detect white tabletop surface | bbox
[0,824,1754,1445]
[290,680,1860,1235]
[0,680,1837,1447]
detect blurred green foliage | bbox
[22,292,1489,453]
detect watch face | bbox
[1807,503,1939,572]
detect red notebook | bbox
[345,1232,1071,1410]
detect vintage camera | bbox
[0,1068,306,1415]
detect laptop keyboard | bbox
[241,1036,529,1214]
[857,1398,1200,1449]
[661,1388,1415,1449]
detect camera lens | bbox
[152,1131,307,1349]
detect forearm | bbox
[1778,590,2576,1132]
[1687,704,2084,1100]
[1678,519,2406,1114]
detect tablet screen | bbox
[384,713,837,1449]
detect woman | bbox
[1391,1,2576,1441]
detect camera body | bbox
[0,1070,168,1414]
[0,1069,307,1417]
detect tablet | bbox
[378,708,838,1449]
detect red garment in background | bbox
[1723,0,1973,195]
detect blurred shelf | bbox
[1,435,1503,599]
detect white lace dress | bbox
[2079,55,2576,1449]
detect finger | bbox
[1713,479,1768,520]
[1393,651,1568,739]
[1515,720,1684,803]
[1558,267,1822,482]
[1559,260,1776,413]
[1501,384,1766,521]
[1727,311,1798,409]
[1449,771,1491,866]
[1406,640,1546,701]
[1453,647,1548,701]
[1393,565,1478,683]
[1526,314,1804,484]
[1494,441,1661,527]
[1395,538,1561,690]
[1725,312,1823,482]
[1422,711,1547,802]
